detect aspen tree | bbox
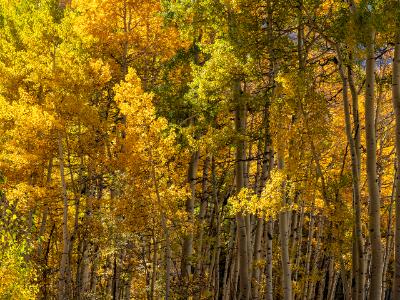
[57,134,71,300]
[365,25,383,300]
[234,78,251,300]
[335,45,366,300]
[392,31,400,299]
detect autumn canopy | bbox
[0,0,400,299]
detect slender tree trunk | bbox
[382,169,396,300]
[307,217,323,300]
[278,155,292,300]
[234,78,250,300]
[341,4,368,296]
[234,237,240,298]
[280,207,292,300]
[150,232,157,300]
[364,28,382,300]
[211,156,221,300]
[90,245,99,296]
[58,134,70,300]
[392,32,400,299]
[265,218,273,300]
[293,203,304,282]
[253,108,272,299]
[197,155,210,285]
[348,64,361,174]
[303,211,314,300]
[327,272,339,300]
[149,149,171,300]
[252,218,264,299]
[112,254,119,300]
[222,222,236,300]
[80,240,91,297]
[336,45,366,300]
[316,258,328,300]
[324,259,334,300]
[37,158,52,260]
[339,253,351,300]
[182,150,200,289]
[41,222,55,299]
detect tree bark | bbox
[253,105,273,299]
[58,134,71,300]
[234,78,250,300]
[182,150,200,285]
[278,155,292,300]
[196,154,210,285]
[265,218,273,300]
[149,148,171,300]
[392,32,400,300]
[365,28,382,300]
[336,45,365,300]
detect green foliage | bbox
[0,234,38,299]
